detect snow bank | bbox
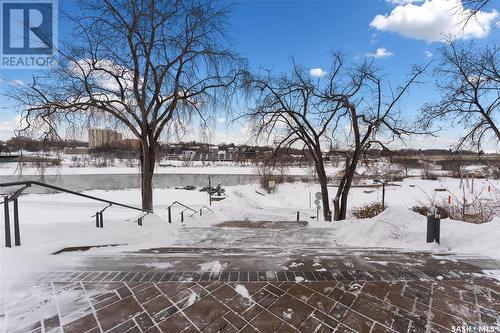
[311,206,500,259]
[0,213,179,284]
[198,261,224,272]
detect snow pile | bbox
[282,308,293,320]
[482,270,500,282]
[184,291,199,308]
[192,180,500,260]
[289,262,304,268]
[198,260,224,272]
[235,284,254,304]
[144,261,174,269]
[0,213,179,284]
[314,206,500,259]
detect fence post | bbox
[296,211,300,221]
[168,206,171,223]
[95,212,99,228]
[181,211,184,223]
[99,212,103,228]
[4,196,11,248]
[13,198,20,246]
[138,217,142,226]
[200,208,202,216]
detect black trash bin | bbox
[426,206,441,244]
[426,214,435,243]
[434,215,440,244]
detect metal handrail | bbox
[200,205,214,214]
[168,201,197,213]
[1,181,152,248]
[166,201,215,223]
[0,181,152,213]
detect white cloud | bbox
[216,117,226,124]
[213,127,254,145]
[370,0,498,42]
[10,79,24,86]
[0,78,24,86]
[365,47,394,58]
[425,51,434,58]
[0,116,21,140]
[309,68,327,77]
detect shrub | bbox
[421,162,439,180]
[423,173,439,180]
[410,205,450,219]
[491,167,500,180]
[352,202,386,219]
[256,160,289,193]
[411,199,497,224]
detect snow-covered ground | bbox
[1,177,499,286]
[0,154,437,176]
[0,161,261,176]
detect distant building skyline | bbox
[88,128,123,149]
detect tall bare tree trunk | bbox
[315,152,331,221]
[318,171,331,221]
[339,160,357,220]
[140,138,155,211]
[334,154,359,220]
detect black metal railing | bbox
[167,201,214,223]
[1,181,152,248]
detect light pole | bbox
[374,179,386,210]
[208,175,212,206]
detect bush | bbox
[411,199,496,224]
[199,185,225,195]
[256,160,289,193]
[421,162,440,180]
[410,205,450,219]
[352,202,386,219]
[422,173,439,180]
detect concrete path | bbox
[2,221,499,333]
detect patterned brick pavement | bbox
[2,266,500,333]
[2,220,500,332]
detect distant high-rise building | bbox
[88,128,123,148]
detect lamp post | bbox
[208,175,212,206]
[374,179,386,210]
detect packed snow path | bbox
[175,220,342,248]
[1,220,500,333]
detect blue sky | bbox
[0,0,498,149]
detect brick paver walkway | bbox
[2,221,499,332]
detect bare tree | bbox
[245,55,427,221]
[419,41,499,151]
[11,0,244,210]
[329,65,428,220]
[394,156,416,177]
[244,57,348,221]
[460,0,495,24]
